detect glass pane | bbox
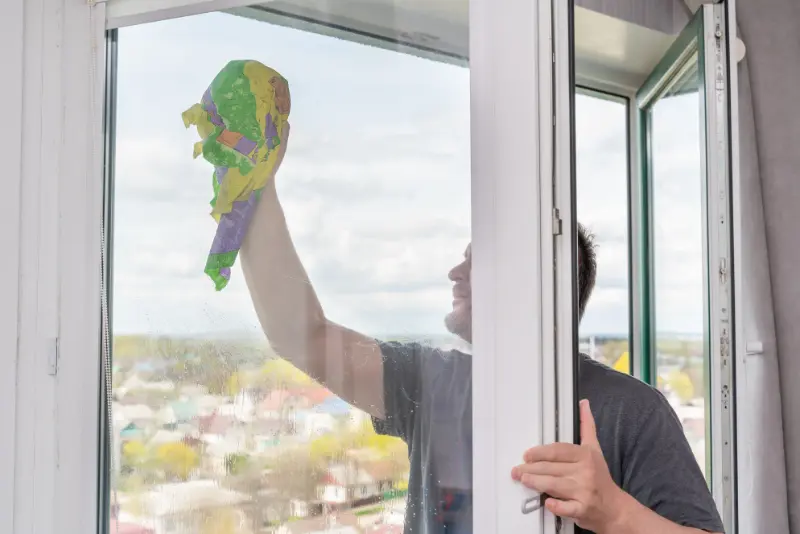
[648,56,709,476]
[576,93,630,374]
[109,8,471,534]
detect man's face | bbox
[445,244,472,343]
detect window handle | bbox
[521,493,548,514]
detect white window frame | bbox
[0,1,24,531]
[2,0,106,532]
[701,5,738,530]
[2,0,569,533]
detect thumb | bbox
[579,399,600,450]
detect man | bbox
[240,125,724,534]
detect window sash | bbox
[1,1,562,533]
[635,5,739,530]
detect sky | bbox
[112,11,705,339]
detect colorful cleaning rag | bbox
[182,60,291,290]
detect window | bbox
[636,7,736,487]
[575,91,631,374]
[647,59,708,475]
[108,8,472,533]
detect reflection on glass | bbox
[648,57,708,476]
[576,93,630,374]
[110,9,470,534]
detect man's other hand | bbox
[511,399,627,533]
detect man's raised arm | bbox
[239,128,386,418]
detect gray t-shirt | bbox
[372,342,724,534]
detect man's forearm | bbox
[240,183,326,365]
[604,491,722,534]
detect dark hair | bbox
[577,223,597,319]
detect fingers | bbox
[545,498,583,519]
[512,461,574,480]
[579,399,600,450]
[516,474,576,499]
[523,443,582,464]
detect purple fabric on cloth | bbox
[264,113,278,146]
[215,167,228,185]
[209,189,259,256]
[202,89,224,127]
[233,136,258,159]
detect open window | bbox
[571,2,737,531]
[635,5,737,524]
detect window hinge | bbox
[552,208,563,235]
[47,337,59,376]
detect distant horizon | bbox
[112,329,703,341]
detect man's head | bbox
[444,224,597,343]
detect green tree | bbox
[268,451,324,504]
[226,371,243,397]
[122,440,147,469]
[310,434,344,462]
[155,442,199,481]
[225,453,250,476]
[260,358,315,389]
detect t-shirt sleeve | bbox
[622,394,725,533]
[370,341,422,443]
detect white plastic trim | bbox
[9,0,106,532]
[745,341,763,356]
[548,0,577,531]
[470,0,552,531]
[537,0,558,532]
[106,0,256,28]
[0,0,24,530]
[726,0,749,531]
[702,4,738,530]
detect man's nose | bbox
[449,262,467,281]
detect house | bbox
[117,374,175,399]
[157,399,198,427]
[251,419,285,453]
[316,461,394,508]
[119,422,146,441]
[118,480,252,534]
[178,384,208,397]
[232,387,262,423]
[312,397,352,418]
[257,387,335,421]
[203,431,249,476]
[306,396,369,432]
[258,390,310,420]
[194,394,226,416]
[198,413,239,444]
[117,404,156,426]
[148,429,187,448]
[291,410,336,439]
